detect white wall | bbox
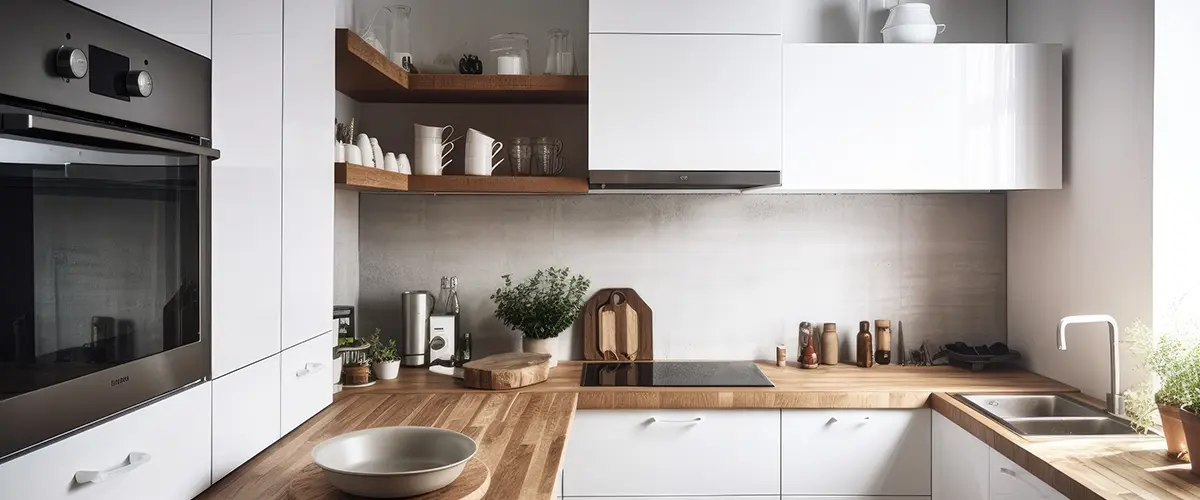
[1007,0,1154,399]
[783,0,1006,43]
[358,194,1007,362]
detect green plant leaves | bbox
[491,267,591,340]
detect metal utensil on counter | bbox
[400,290,435,367]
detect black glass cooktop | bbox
[580,361,775,387]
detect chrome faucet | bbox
[1056,315,1122,416]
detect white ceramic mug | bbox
[355,134,374,167]
[370,139,385,171]
[414,123,455,141]
[414,139,455,175]
[383,152,399,172]
[397,153,412,174]
[465,139,505,176]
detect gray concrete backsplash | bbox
[356,193,1006,363]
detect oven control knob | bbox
[55,46,88,79]
[124,70,153,97]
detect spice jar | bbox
[800,323,819,369]
[856,321,874,368]
[776,345,787,367]
[820,323,839,365]
[875,319,892,365]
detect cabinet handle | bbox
[74,452,151,484]
[826,417,839,425]
[1000,466,1044,491]
[649,416,703,424]
[296,362,326,377]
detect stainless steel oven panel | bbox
[0,130,214,463]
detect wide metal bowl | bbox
[311,426,478,498]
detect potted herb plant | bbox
[365,328,401,381]
[1123,320,1200,463]
[491,267,590,368]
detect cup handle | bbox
[441,141,455,159]
[552,157,564,174]
[491,141,504,158]
[441,126,455,141]
[491,157,506,172]
[554,138,563,157]
[440,158,452,173]
[936,24,946,34]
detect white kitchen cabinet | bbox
[569,497,767,500]
[784,497,930,500]
[280,331,334,435]
[562,410,781,496]
[590,0,781,35]
[990,449,1067,500]
[281,0,335,350]
[589,34,781,174]
[212,355,282,483]
[780,43,1062,191]
[210,0,284,377]
[0,383,211,500]
[781,409,931,496]
[69,0,211,57]
[933,412,989,500]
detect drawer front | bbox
[784,497,930,500]
[590,0,781,34]
[281,331,334,434]
[781,409,931,496]
[212,354,281,482]
[0,383,211,500]
[990,449,1067,500]
[568,497,769,500]
[562,410,780,496]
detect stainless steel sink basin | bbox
[955,394,1142,437]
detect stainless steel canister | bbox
[399,290,435,366]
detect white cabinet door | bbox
[562,410,781,496]
[781,409,931,496]
[281,0,334,350]
[280,331,334,435]
[69,0,211,57]
[0,383,211,500]
[784,497,930,500]
[212,355,282,482]
[933,413,989,500]
[990,449,1067,500]
[211,0,283,377]
[590,0,781,34]
[781,44,1062,191]
[589,34,781,173]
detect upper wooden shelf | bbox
[335,163,589,194]
[335,29,588,104]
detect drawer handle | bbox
[74,452,151,484]
[296,362,326,377]
[826,416,870,425]
[1000,466,1043,491]
[649,416,704,424]
[1000,467,1017,477]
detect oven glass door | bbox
[0,133,201,402]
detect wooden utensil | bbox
[288,458,490,500]
[583,288,653,361]
[462,353,551,390]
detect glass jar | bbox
[355,5,390,56]
[544,29,576,75]
[489,33,530,75]
[387,5,413,71]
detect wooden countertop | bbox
[202,361,1191,500]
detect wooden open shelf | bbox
[335,163,589,194]
[335,29,588,104]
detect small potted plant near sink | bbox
[1123,320,1200,465]
[491,267,590,368]
[365,328,401,381]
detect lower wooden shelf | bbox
[334,163,588,194]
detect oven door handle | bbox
[0,114,220,159]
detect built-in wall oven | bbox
[0,0,217,462]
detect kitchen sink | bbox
[955,394,1142,437]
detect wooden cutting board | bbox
[461,353,552,390]
[583,288,653,361]
[288,457,489,500]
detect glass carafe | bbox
[388,5,413,71]
[544,29,576,75]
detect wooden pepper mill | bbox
[800,322,819,369]
[820,323,839,365]
[875,319,892,365]
[856,321,874,368]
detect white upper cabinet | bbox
[69,0,211,57]
[590,0,781,35]
[589,34,782,173]
[281,0,334,349]
[211,0,283,377]
[780,44,1062,191]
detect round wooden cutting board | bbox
[462,352,552,390]
[288,457,489,500]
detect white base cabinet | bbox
[0,383,211,500]
[933,412,989,500]
[784,497,930,500]
[990,450,1067,500]
[212,355,281,483]
[562,410,781,496]
[781,409,932,496]
[281,331,335,435]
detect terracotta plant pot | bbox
[1160,404,1190,460]
[1177,408,1200,475]
[344,365,370,386]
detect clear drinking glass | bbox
[388,5,414,71]
[509,137,532,176]
[532,137,564,176]
[544,29,576,75]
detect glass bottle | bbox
[856,321,874,368]
[434,276,450,314]
[875,319,892,365]
[448,276,460,315]
[387,5,414,71]
[800,323,819,370]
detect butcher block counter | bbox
[200,362,1199,500]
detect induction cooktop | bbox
[580,361,775,387]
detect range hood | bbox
[588,170,781,191]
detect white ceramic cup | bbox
[383,152,399,172]
[371,140,385,170]
[465,139,505,176]
[345,144,362,165]
[355,134,374,167]
[415,123,454,141]
[415,139,455,175]
[397,153,412,174]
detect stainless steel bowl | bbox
[311,426,478,498]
